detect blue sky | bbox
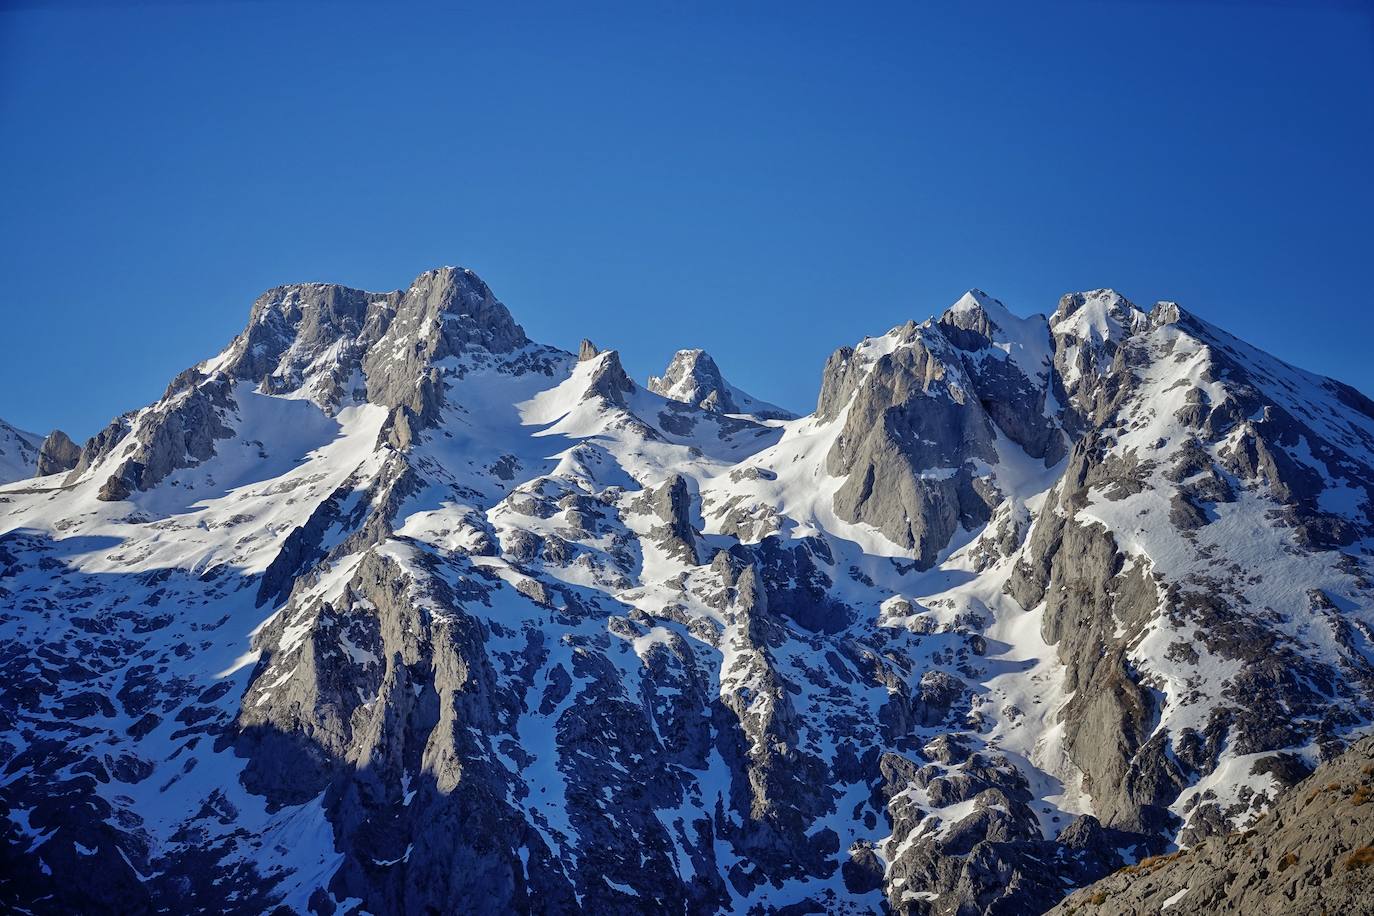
[2,0,1372,439]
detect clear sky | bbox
[2,0,1372,439]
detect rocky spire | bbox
[649,349,735,412]
[648,348,794,420]
[36,429,80,477]
[582,349,636,406]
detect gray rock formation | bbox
[640,473,701,565]
[1048,736,1374,916]
[582,348,637,407]
[649,348,795,420]
[35,429,80,477]
[819,293,1062,568]
[823,322,1002,567]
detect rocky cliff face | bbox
[1,269,1371,916]
[35,430,81,477]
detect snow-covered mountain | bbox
[1,268,1371,915]
[0,418,41,484]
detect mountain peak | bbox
[648,348,726,409]
[389,265,528,355]
[934,289,1054,390]
[648,348,794,420]
[581,347,636,404]
[212,265,527,407]
[945,287,1007,317]
[1149,299,1185,327]
[1052,288,1146,334]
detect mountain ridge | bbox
[1,265,1371,916]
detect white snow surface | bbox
[0,417,42,484]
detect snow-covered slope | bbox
[0,418,41,483]
[1,270,1371,916]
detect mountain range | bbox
[1,266,1371,915]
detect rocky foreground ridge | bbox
[1049,735,1374,915]
[0,267,1372,915]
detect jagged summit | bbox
[63,267,547,501]
[941,287,1009,322]
[2,269,1372,916]
[647,347,795,420]
[1050,287,1150,343]
[217,266,528,406]
[578,346,637,405]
